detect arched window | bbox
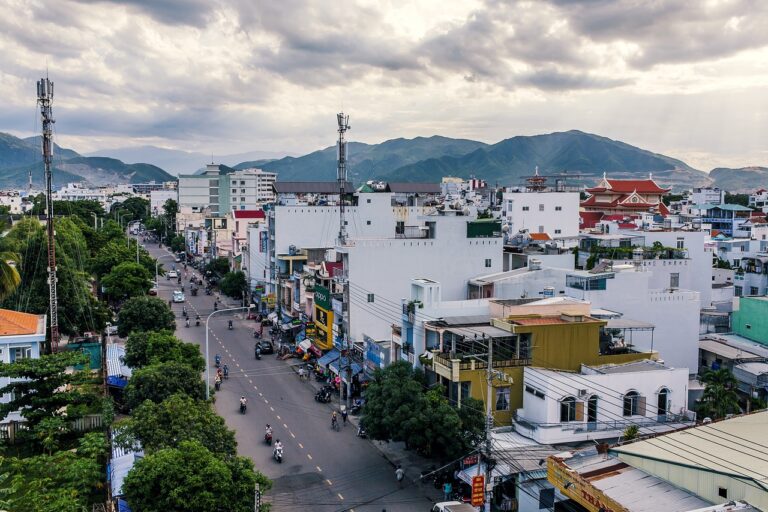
[587,395,598,424]
[657,387,669,417]
[623,391,640,416]
[560,396,577,422]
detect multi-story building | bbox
[501,189,580,239]
[150,189,177,216]
[691,187,725,206]
[691,203,752,237]
[580,175,670,223]
[749,188,768,211]
[515,361,694,444]
[0,309,47,423]
[178,164,276,215]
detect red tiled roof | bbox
[580,211,604,228]
[0,309,41,336]
[603,214,638,221]
[586,179,670,194]
[529,233,552,241]
[618,222,637,229]
[233,210,265,219]
[581,196,621,207]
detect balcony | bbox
[432,351,530,382]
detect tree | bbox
[163,199,178,233]
[0,251,21,301]
[125,361,206,409]
[117,296,175,337]
[220,271,247,298]
[725,193,751,208]
[101,261,153,301]
[124,331,205,372]
[0,432,106,512]
[122,440,270,512]
[118,394,236,456]
[206,257,230,277]
[456,396,486,453]
[698,368,742,419]
[112,196,150,223]
[0,352,99,448]
[91,238,157,279]
[169,234,186,253]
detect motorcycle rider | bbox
[239,396,247,412]
[185,317,190,328]
[273,439,283,459]
[222,364,229,379]
[195,314,200,326]
[331,411,338,430]
[265,424,273,442]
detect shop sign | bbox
[471,476,484,506]
[315,285,331,310]
[259,231,268,253]
[264,293,276,306]
[547,458,619,512]
[462,454,479,467]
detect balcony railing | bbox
[514,411,695,433]
[433,352,531,371]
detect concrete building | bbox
[501,190,580,239]
[691,204,752,237]
[0,192,26,214]
[0,309,47,423]
[749,189,768,212]
[149,189,177,216]
[733,296,768,345]
[692,187,726,206]
[178,164,276,215]
[580,176,670,223]
[610,411,768,511]
[516,361,693,444]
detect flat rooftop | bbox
[589,360,670,374]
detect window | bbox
[735,286,743,297]
[746,324,752,330]
[555,206,562,211]
[240,197,246,202]
[240,180,245,185]
[231,189,237,194]
[524,385,545,399]
[670,273,679,288]
[539,204,544,211]
[750,287,759,296]
[555,229,562,234]
[10,347,31,362]
[718,487,728,499]
[560,396,577,422]
[495,387,510,411]
[241,189,246,193]
[366,220,371,225]
[676,237,685,249]
[522,206,530,211]
[367,293,374,303]
[367,198,371,203]
[623,391,640,416]
[485,259,492,268]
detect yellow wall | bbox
[313,305,334,350]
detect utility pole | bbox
[37,77,60,353]
[483,334,494,512]
[335,112,352,408]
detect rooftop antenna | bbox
[337,112,350,246]
[36,76,60,353]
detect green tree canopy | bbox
[169,234,185,253]
[102,261,153,301]
[205,257,230,276]
[91,239,157,279]
[125,361,205,409]
[0,251,21,302]
[220,271,247,298]
[117,296,175,337]
[31,199,105,226]
[124,331,205,372]
[0,352,99,448]
[698,368,742,419]
[112,196,150,222]
[122,440,270,512]
[118,394,236,456]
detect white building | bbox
[749,189,768,211]
[0,192,25,214]
[54,183,108,204]
[150,189,177,216]
[501,190,580,238]
[515,361,693,444]
[0,309,47,423]
[227,168,277,210]
[691,187,725,206]
[178,164,276,215]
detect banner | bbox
[259,231,268,253]
[471,475,484,507]
[314,285,331,310]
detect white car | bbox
[167,270,178,279]
[172,291,185,303]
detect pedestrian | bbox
[341,408,348,425]
[443,481,452,501]
[395,465,405,487]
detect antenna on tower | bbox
[36,76,60,353]
[336,112,350,246]
[27,169,32,193]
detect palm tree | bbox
[0,252,21,302]
[699,369,742,419]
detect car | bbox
[174,256,181,263]
[148,287,158,296]
[257,340,275,354]
[172,291,185,303]
[167,270,178,279]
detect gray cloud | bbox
[71,0,218,26]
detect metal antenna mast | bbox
[336,112,350,246]
[37,77,60,352]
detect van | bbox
[431,502,477,512]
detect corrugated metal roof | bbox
[106,344,132,379]
[699,338,761,361]
[386,182,441,194]
[611,410,768,486]
[444,324,512,339]
[273,181,353,194]
[110,453,143,498]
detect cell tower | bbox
[36,77,60,352]
[336,112,350,245]
[27,169,32,193]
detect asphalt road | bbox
[148,243,435,512]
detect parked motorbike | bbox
[314,389,332,403]
[255,347,262,360]
[253,330,261,339]
[350,398,365,415]
[215,354,221,368]
[356,425,367,438]
[228,320,233,330]
[240,402,247,414]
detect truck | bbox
[431,502,477,512]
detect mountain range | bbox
[2,129,768,191]
[0,133,174,188]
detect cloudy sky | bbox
[2,0,768,170]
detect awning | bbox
[298,339,312,352]
[329,357,364,377]
[107,375,128,389]
[317,348,341,368]
[117,499,132,512]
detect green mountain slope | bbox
[388,130,709,188]
[0,132,80,170]
[710,167,768,193]
[253,136,488,182]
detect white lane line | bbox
[290,432,295,439]
[337,493,344,500]
[282,423,287,429]
[316,466,322,472]
[325,479,332,485]
[264,399,268,404]
[269,406,274,412]
[276,415,281,420]
[307,453,312,460]
[248,379,253,384]
[298,443,304,449]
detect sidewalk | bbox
[288,362,444,502]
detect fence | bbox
[0,414,103,444]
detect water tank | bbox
[543,286,554,297]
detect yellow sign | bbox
[264,294,276,306]
[471,475,484,506]
[547,458,625,512]
[313,304,334,350]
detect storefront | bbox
[313,285,335,350]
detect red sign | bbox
[463,454,479,467]
[471,475,484,507]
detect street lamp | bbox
[205,305,255,400]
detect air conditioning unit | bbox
[577,389,588,397]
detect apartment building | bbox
[178,164,276,215]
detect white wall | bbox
[344,217,503,342]
[502,191,580,238]
[150,190,177,215]
[178,175,214,211]
[518,365,690,444]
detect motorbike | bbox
[185,318,190,328]
[273,446,283,463]
[265,432,272,445]
[240,401,247,414]
[215,354,221,368]
[195,317,200,327]
[228,320,233,330]
[255,348,262,360]
[223,365,229,379]
[215,379,221,391]
[356,425,367,438]
[350,398,365,415]
[214,302,218,311]
[253,330,261,339]
[205,288,212,296]
[314,388,332,403]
